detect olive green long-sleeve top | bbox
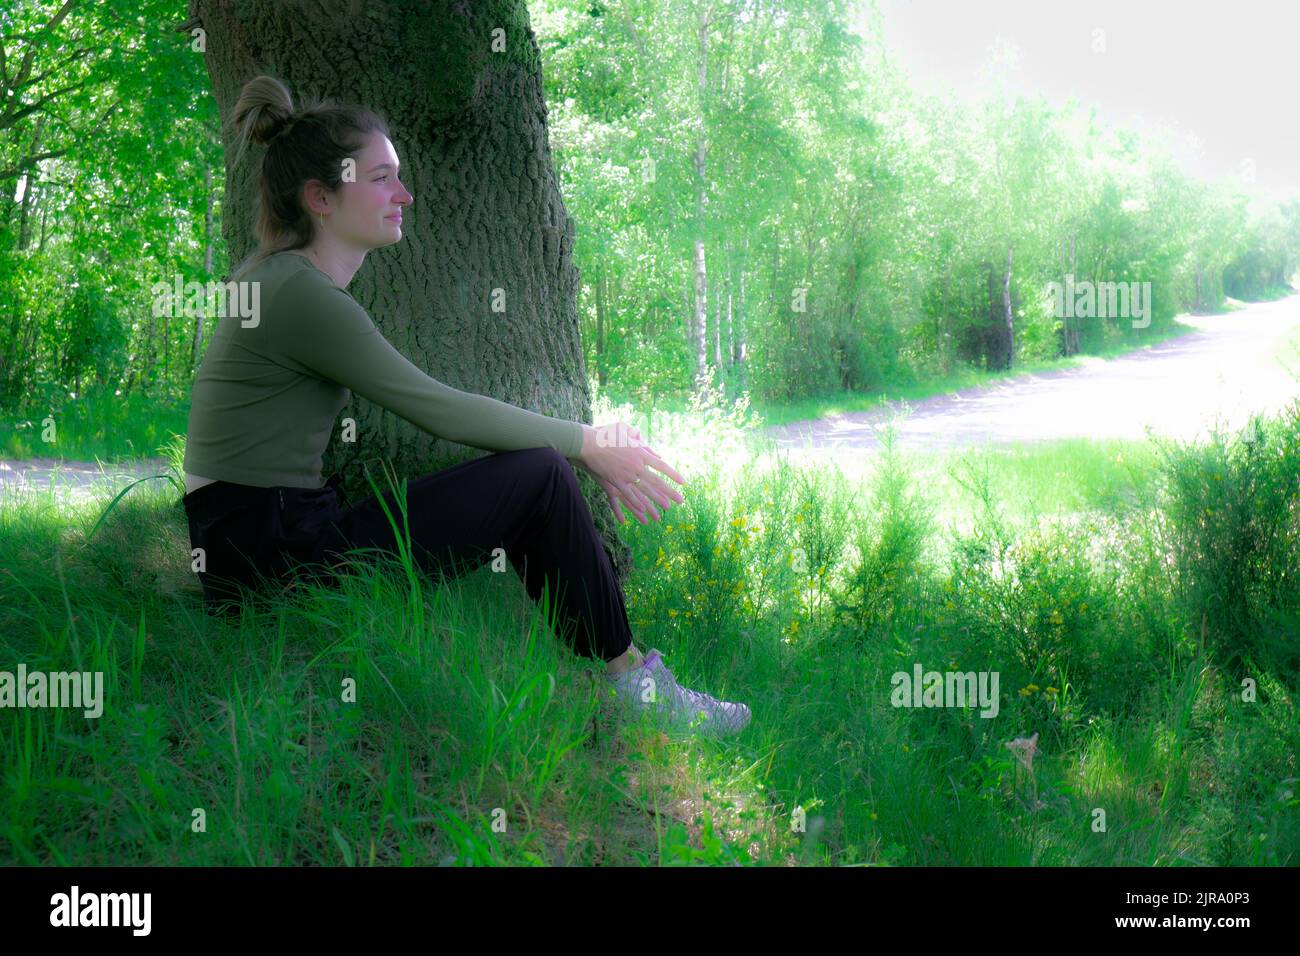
[182,251,586,489]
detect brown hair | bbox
[227,75,390,279]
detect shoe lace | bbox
[663,668,738,725]
[645,657,746,731]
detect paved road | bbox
[762,295,1300,462]
[3,294,1298,501]
[0,456,173,505]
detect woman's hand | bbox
[576,422,686,524]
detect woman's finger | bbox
[632,482,661,521]
[618,479,656,523]
[644,455,687,489]
[603,474,642,523]
[634,470,680,507]
[606,488,626,523]
[596,476,628,523]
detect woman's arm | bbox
[270,267,685,522]
[270,268,587,458]
[574,421,686,524]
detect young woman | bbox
[181,75,750,739]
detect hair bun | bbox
[232,75,297,149]
[248,104,293,147]
[264,110,296,143]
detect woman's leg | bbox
[185,480,282,615]
[605,643,644,674]
[322,447,636,665]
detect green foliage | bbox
[1155,405,1300,678]
[0,0,221,414]
[834,434,933,640]
[56,278,130,392]
[4,395,1300,864]
[662,813,754,866]
[2,0,1296,414]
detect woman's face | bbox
[315,131,413,249]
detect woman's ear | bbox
[302,178,329,216]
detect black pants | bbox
[182,447,635,662]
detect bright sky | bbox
[859,0,1300,203]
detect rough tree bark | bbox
[723,240,732,375]
[16,116,45,252]
[188,0,632,585]
[1003,245,1014,368]
[734,235,747,390]
[1061,233,1079,356]
[193,160,215,371]
[691,5,709,394]
[593,267,606,390]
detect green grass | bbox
[1273,317,1300,369]
[552,320,1205,429]
[0,317,1216,462]
[0,387,188,462]
[2,394,1296,865]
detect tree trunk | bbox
[734,236,747,391]
[691,5,709,394]
[941,261,954,373]
[190,0,632,585]
[723,240,733,374]
[712,250,723,389]
[704,245,714,385]
[594,266,606,390]
[1063,233,1079,355]
[984,263,996,370]
[17,116,46,252]
[193,160,215,370]
[684,260,693,346]
[17,177,33,251]
[693,235,708,390]
[1003,245,1014,368]
[37,187,50,251]
[144,303,155,388]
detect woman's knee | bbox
[514,447,588,509]
[523,446,569,469]
[513,446,575,483]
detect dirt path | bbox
[0,456,173,504]
[762,295,1300,460]
[3,295,1298,501]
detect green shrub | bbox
[1156,404,1300,678]
[834,436,933,641]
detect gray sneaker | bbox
[604,648,751,739]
